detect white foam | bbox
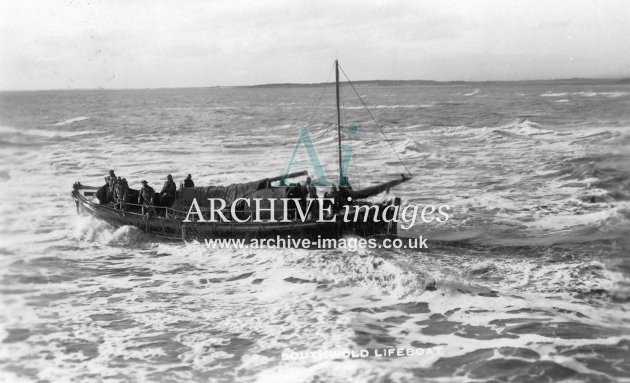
[540,92,569,97]
[338,104,432,110]
[0,124,100,139]
[572,91,629,98]
[72,215,149,245]
[52,116,90,126]
[525,201,630,230]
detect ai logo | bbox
[280,125,359,187]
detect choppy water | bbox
[0,81,629,382]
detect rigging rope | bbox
[338,64,413,177]
[289,63,335,132]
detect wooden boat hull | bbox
[73,189,349,241]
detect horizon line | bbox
[1,76,629,92]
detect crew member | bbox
[115,178,129,211]
[105,170,117,203]
[305,177,318,220]
[105,169,116,185]
[138,180,156,214]
[324,184,341,213]
[160,174,177,206]
[305,177,318,198]
[183,174,195,188]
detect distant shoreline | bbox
[2,77,629,92]
[247,78,630,88]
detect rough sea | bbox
[0,81,629,382]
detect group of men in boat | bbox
[287,176,350,216]
[98,170,195,211]
[97,169,355,218]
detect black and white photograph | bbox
[1,1,629,382]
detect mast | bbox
[335,60,343,185]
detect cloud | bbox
[0,0,628,90]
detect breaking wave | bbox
[72,216,152,246]
[572,91,628,98]
[338,104,433,110]
[540,92,568,97]
[52,116,90,126]
[0,124,101,140]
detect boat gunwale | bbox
[73,186,342,230]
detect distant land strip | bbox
[2,77,629,92]
[246,78,630,88]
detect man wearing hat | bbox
[138,180,156,206]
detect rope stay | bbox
[288,63,335,132]
[337,64,413,178]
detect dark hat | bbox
[109,170,115,174]
[141,180,148,184]
[187,174,192,178]
[167,174,173,179]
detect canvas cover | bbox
[171,179,270,211]
[235,188,290,220]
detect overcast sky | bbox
[1,0,629,90]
